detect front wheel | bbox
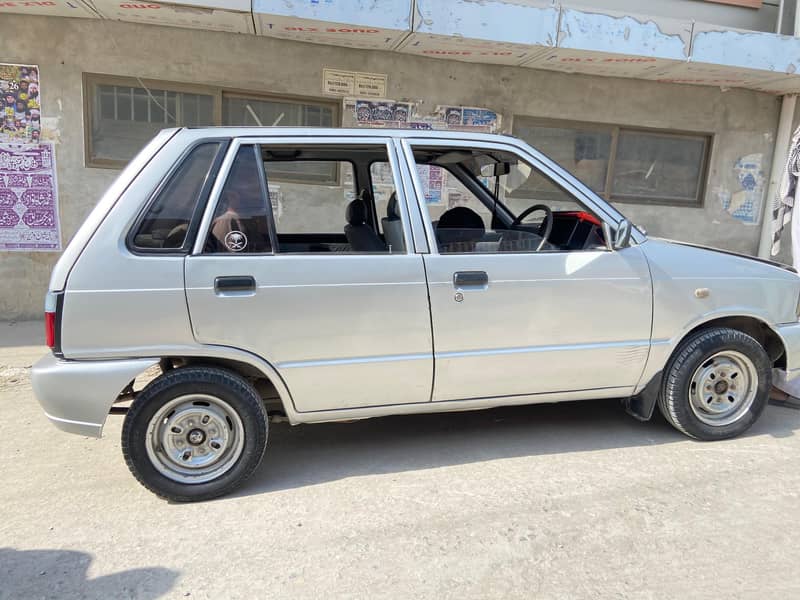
[122,366,268,502]
[658,327,771,440]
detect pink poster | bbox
[0,142,61,251]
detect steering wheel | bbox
[510,204,553,251]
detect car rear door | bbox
[399,137,653,403]
[184,136,433,413]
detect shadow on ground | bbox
[0,547,178,600]
[234,398,800,498]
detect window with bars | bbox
[512,116,711,207]
[84,74,337,169]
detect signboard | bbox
[0,142,61,251]
[399,0,557,66]
[254,0,412,50]
[0,0,95,18]
[88,0,254,34]
[322,68,387,98]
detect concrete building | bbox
[1,0,799,319]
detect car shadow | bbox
[0,547,179,599]
[234,398,800,497]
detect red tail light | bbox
[44,291,60,351]
[45,311,56,348]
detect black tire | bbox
[122,366,268,502]
[658,327,771,440]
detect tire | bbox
[658,327,771,440]
[122,366,268,502]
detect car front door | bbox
[400,138,652,403]
[184,137,433,413]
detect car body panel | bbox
[421,248,652,401]
[31,353,159,437]
[635,238,800,390]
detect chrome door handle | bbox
[214,276,256,294]
[453,271,488,288]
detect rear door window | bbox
[131,142,223,252]
[206,145,272,254]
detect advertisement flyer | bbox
[1,64,41,144]
[0,142,61,251]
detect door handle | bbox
[214,276,256,294]
[453,271,488,288]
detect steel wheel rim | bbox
[145,394,245,484]
[688,350,758,427]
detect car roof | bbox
[178,126,522,145]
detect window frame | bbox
[125,138,230,256]
[400,138,619,257]
[512,115,713,208]
[192,136,413,257]
[83,73,339,170]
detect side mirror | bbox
[602,219,632,251]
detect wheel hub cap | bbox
[689,351,758,426]
[145,394,245,484]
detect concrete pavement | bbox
[3,322,800,599]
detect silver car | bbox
[32,127,800,501]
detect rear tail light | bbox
[44,291,61,352]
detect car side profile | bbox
[32,127,800,501]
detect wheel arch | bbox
[626,314,785,421]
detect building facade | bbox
[0,0,798,319]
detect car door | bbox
[184,137,433,413]
[399,138,653,403]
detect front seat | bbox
[436,206,485,253]
[344,199,386,252]
[381,193,405,253]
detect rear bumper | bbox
[777,322,800,381]
[31,353,158,438]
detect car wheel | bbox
[658,327,771,440]
[122,366,268,502]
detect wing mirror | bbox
[602,219,633,251]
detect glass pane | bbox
[207,146,271,254]
[412,146,603,254]
[513,120,611,193]
[611,131,706,203]
[270,161,356,235]
[222,95,334,128]
[132,88,149,122]
[89,81,214,163]
[132,142,220,250]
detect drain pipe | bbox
[758,0,800,258]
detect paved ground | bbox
[3,320,800,599]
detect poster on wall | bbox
[0,142,61,251]
[1,64,41,144]
[343,97,500,133]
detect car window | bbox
[131,142,222,251]
[206,145,272,254]
[270,161,356,235]
[263,145,404,254]
[411,145,606,254]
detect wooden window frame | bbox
[512,115,713,208]
[83,73,339,170]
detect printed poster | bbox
[1,64,41,143]
[0,142,61,251]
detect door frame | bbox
[191,135,421,257]
[394,137,631,257]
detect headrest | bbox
[436,206,485,232]
[387,193,400,219]
[346,199,367,226]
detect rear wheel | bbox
[658,327,771,440]
[122,366,268,502]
